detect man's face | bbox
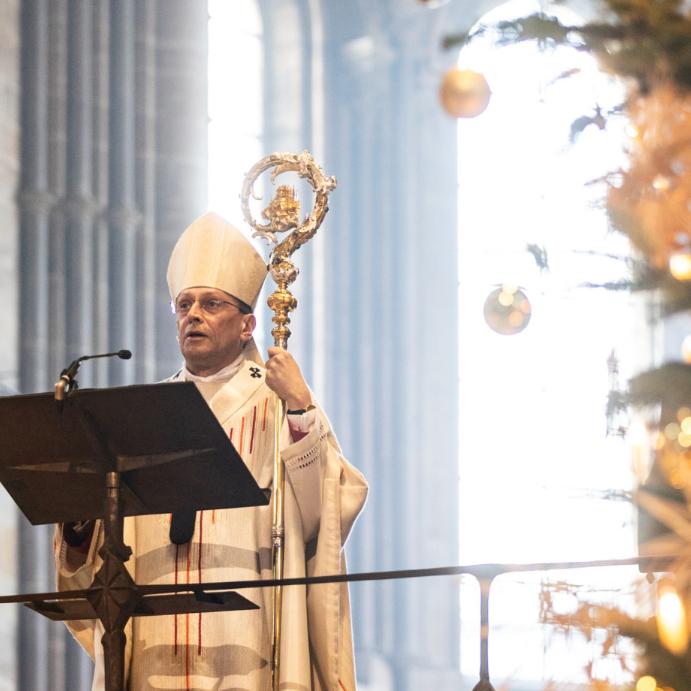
[175,287,256,376]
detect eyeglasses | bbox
[172,296,248,317]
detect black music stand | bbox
[0,382,269,691]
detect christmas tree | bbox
[445,1,691,688]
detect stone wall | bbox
[0,0,19,390]
[0,0,20,687]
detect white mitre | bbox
[167,211,268,364]
[167,211,268,309]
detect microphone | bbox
[55,350,133,400]
[170,509,197,545]
[78,349,132,363]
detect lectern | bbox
[0,382,269,691]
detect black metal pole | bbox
[100,471,127,691]
[474,578,495,691]
[68,397,138,691]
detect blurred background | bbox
[1,0,685,689]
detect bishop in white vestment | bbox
[54,212,368,691]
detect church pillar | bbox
[19,0,51,395]
[262,1,467,688]
[107,0,138,387]
[0,0,21,686]
[153,0,209,380]
[65,0,95,386]
[16,1,209,687]
[134,1,158,385]
[17,3,52,689]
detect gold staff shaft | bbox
[268,280,296,691]
[270,393,285,689]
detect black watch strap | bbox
[286,403,316,415]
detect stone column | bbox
[107,0,138,387]
[0,1,20,688]
[17,3,52,689]
[16,1,209,687]
[154,0,209,380]
[261,1,470,688]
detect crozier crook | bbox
[240,150,336,690]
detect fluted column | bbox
[262,1,468,688]
[134,1,157,384]
[154,0,209,380]
[108,0,138,386]
[16,1,209,687]
[0,0,20,685]
[65,0,95,384]
[19,0,51,394]
[18,4,53,689]
[62,3,97,684]
[92,0,111,387]
[46,0,68,391]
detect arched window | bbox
[208,0,265,347]
[208,0,262,227]
[457,0,642,685]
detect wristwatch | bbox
[286,403,316,415]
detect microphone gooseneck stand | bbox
[55,351,137,691]
[54,350,132,401]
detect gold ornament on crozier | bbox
[261,185,301,232]
[241,150,337,347]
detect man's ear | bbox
[241,313,257,342]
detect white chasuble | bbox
[54,358,368,691]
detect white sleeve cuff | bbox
[286,407,317,434]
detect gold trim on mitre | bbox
[167,211,268,309]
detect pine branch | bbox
[629,363,691,408]
[443,0,691,93]
[582,260,691,316]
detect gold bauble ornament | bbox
[483,285,532,335]
[439,68,491,119]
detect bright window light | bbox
[208,0,263,228]
[457,0,642,686]
[208,0,266,351]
